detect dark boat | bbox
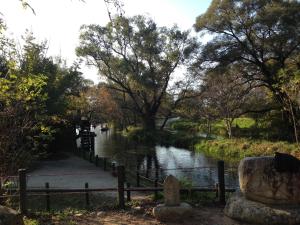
[100,124,109,132]
[101,127,109,132]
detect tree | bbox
[200,66,271,138]
[0,30,91,174]
[77,15,198,131]
[194,0,300,141]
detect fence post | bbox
[45,182,50,211]
[103,158,107,171]
[18,169,27,214]
[112,163,116,176]
[217,161,225,204]
[126,182,131,202]
[136,169,140,187]
[91,133,95,153]
[0,179,3,205]
[89,152,93,163]
[85,182,90,208]
[215,183,219,198]
[154,179,158,199]
[95,155,99,167]
[160,168,163,182]
[117,165,125,209]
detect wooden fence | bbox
[0,160,235,214]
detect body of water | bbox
[77,125,238,188]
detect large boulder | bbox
[239,156,300,204]
[0,205,24,225]
[225,192,300,225]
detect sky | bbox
[0,0,212,83]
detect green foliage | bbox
[77,15,198,131]
[170,120,200,132]
[232,118,255,129]
[195,139,300,162]
[0,31,90,175]
[194,0,300,141]
[24,218,40,225]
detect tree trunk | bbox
[288,98,299,145]
[225,119,232,139]
[271,86,299,142]
[142,114,156,131]
[160,112,172,130]
[206,119,212,138]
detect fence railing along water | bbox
[0,147,238,214]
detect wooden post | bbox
[215,183,219,198]
[154,178,158,199]
[103,158,107,171]
[18,169,27,214]
[85,182,90,208]
[217,161,225,204]
[160,168,163,182]
[117,165,125,209]
[126,182,131,202]
[136,169,140,187]
[112,163,116,177]
[89,152,93,163]
[91,133,95,153]
[0,179,3,205]
[95,155,99,167]
[45,182,50,211]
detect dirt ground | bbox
[26,199,249,225]
[25,153,248,225]
[68,207,248,225]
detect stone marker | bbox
[225,192,300,225]
[164,175,180,206]
[239,156,300,205]
[225,155,300,225]
[153,175,193,221]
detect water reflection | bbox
[90,126,238,188]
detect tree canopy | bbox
[77,15,198,131]
[194,0,300,141]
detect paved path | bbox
[27,153,117,189]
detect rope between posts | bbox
[26,172,104,177]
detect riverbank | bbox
[122,125,300,163]
[194,138,300,162]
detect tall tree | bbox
[200,66,271,138]
[77,15,198,131]
[194,0,300,141]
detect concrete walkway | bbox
[27,153,117,189]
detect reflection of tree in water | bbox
[93,128,238,188]
[137,152,160,180]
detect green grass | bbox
[24,217,40,225]
[195,138,300,162]
[232,117,255,128]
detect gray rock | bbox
[153,202,193,221]
[225,192,300,225]
[239,156,300,205]
[164,175,180,206]
[0,205,24,225]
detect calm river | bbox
[78,125,238,188]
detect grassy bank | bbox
[194,138,300,162]
[121,122,300,162]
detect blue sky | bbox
[1,0,212,82]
